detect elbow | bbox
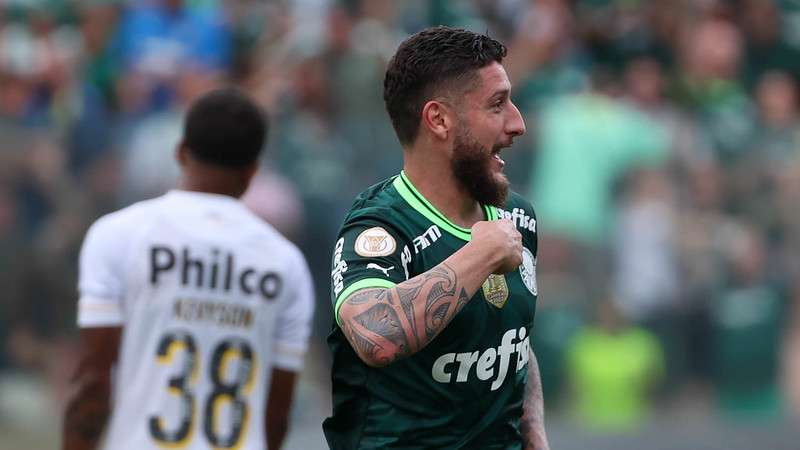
[354,346,406,368]
[360,354,392,368]
[339,299,409,368]
[63,370,112,441]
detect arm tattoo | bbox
[345,288,378,305]
[340,262,472,366]
[351,302,410,365]
[520,351,549,450]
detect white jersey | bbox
[77,190,314,450]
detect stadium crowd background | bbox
[1,0,799,448]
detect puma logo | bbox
[366,263,394,277]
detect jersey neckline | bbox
[392,171,499,241]
[165,189,244,206]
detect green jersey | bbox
[323,172,539,449]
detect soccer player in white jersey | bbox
[63,89,315,450]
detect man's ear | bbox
[421,100,454,141]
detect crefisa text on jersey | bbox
[150,245,283,301]
[431,326,531,391]
[497,207,536,232]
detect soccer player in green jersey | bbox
[323,26,550,449]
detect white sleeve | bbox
[272,250,315,371]
[77,217,127,327]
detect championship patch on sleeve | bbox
[354,227,396,257]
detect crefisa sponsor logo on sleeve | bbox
[332,238,347,296]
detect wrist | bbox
[461,239,501,276]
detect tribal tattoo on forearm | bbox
[340,262,471,366]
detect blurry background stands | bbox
[1,1,799,448]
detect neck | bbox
[403,152,484,228]
[178,177,246,198]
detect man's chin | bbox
[479,175,509,207]
[493,170,509,185]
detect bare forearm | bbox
[62,376,111,450]
[266,417,288,450]
[340,242,495,366]
[265,368,297,450]
[521,351,549,450]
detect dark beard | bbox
[450,129,509,207]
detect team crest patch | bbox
[519,247,537,296]
[482,275,509,309]
[355,227,396,257]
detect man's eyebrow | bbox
[488,88,510,102]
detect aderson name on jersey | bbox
[432,326,531,391]
[172,298,254,328]
[150,245,282,301]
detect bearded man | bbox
[323,26,550,450]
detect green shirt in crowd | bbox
[567,326,664,430]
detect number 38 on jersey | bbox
[149,330,256,449]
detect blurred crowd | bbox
[2,0,800,433]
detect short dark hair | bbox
[383,26,507,145]
[182,88,268,168]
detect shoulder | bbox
[259,223,308,268]
[230,206,309,269]
[85,197,165,243]
[348,177,401,212]
[343,176,408,230]
[79,197,167,273]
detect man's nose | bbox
[506,101,526,137]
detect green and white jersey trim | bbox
[392,171,500,241]
[335,278,396,325]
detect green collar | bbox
[392,171,499,241]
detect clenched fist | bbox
[471,219,523,274]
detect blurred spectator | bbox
[532,71,669,245]
[729,71,800,239]
[785,284,800,417]
[324,2,403,183]
[65,1,119,177]
[613,169,678,321]
[671,18,755,163]
[118,68,222,203]
[113,0,231,114]
[531,270,588,407]
[738,0,800,89]
[710,224,789,420]
[566,297,665,431]
[530,71,669,292]
[623,56,715,171]
[675,164,735,383]
[506,0,587,111]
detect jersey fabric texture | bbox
[77,190,314,450]
[324,172,539,449]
